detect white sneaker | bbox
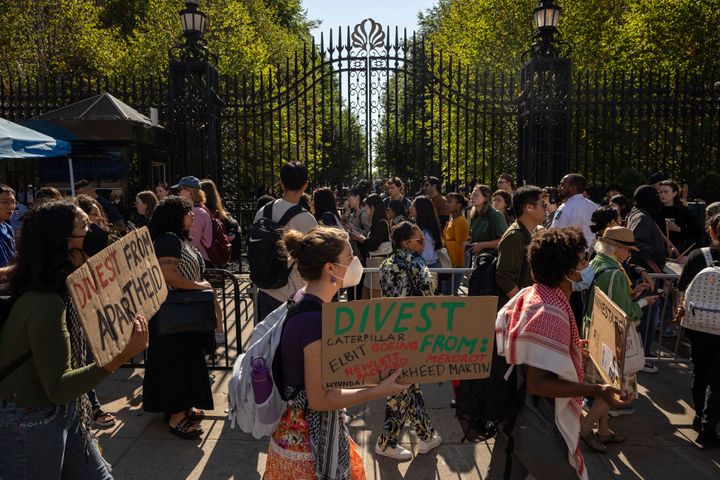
[375,443,412,461]
[215,331,226,345]
[417,432,442,454]
[640,363,658,374]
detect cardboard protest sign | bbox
[587,287,628,389]
[66,227,168,366]
[321,296,497,388]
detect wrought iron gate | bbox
[220,18,519,206]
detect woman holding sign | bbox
[580,227,657,451]
[375,221,442,461]
[263,226,407,480]
[0,201,148,479]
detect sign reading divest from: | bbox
[321,296,497,388]
[587,287,628,389]
[66,227,168,366]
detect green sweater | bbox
[469,207,508,250]
[0,291,109,407]
[583,253,645,329]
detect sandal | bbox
[580,431,607,453]
[169,416,203,439]
[598,431,626,444]
[92,408,117,429]
[186,408,206,421]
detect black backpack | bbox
[467,252,500,297]
[450,342,526,443]
[452,250,526,454]
[247,202,304,289]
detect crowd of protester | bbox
[252,163,720,479]
[1,161,719,479]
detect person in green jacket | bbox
[0,201,148,479]
[579,226,658,452]
[467,184,508,255]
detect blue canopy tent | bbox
[0,117,74,193]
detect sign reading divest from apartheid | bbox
[66,227,168,366]
[321,296,497,388]
[587,288,628,389]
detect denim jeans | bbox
[0,399,112,479]
[638,299,660,357]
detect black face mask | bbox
[82,223,110,257]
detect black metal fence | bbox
[2,37,720,206]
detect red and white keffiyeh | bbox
[495,284,587,480]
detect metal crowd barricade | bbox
[124,268,251,371]
[250,267,476,326]
[647,264,689,363]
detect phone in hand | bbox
[638,288,663,299]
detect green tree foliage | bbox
[421,0,720,75]
[0,0,316,79]
[0,0,366,195]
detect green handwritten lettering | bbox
[374,302,396,331]
[393,302,415,333]
[335,307,355,335]
[457,336,478,354]
[416,303,435,332]
[441,301,465,331]
[358,305,369,333]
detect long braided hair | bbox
[9,201,95,444]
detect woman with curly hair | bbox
[0,201,148,478]
[491,227,628,479]
[374,221,441,461]
[143,196,216,439]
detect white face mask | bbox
[333,256,363,287]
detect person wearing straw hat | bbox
[579,227,659,449]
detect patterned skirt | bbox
[263,404,366,480]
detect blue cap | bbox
[172,176,201,190]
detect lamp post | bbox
[168,0,222,184]
[517,0,571,188]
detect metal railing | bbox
[123,265,689,371]
[124,268,252,371]
[646,271,689,364]
[251,267,475,326]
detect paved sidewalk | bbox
[95,363,720,479]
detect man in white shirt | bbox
[551,174,598,246]
[253,162,317,322]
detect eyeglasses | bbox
[0,200,16,207]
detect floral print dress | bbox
[376,249,438,451]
